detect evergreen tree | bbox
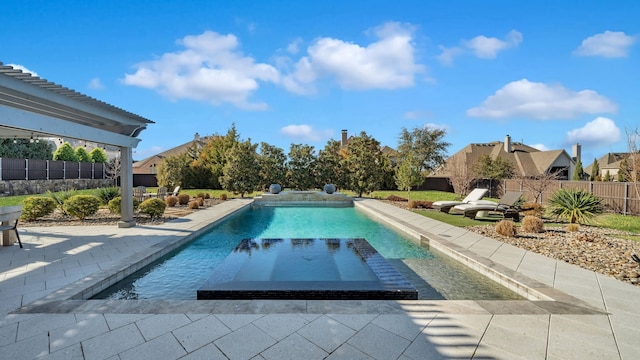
[604,170,611,182]
[342,131,385,197]
[89,148,108,163]
[589,158,600,181]
[75,146,92,162]
[257,142,287,191]
[53,142,78,161]
[220,140,261,197]
[287,144,317,190]
[0,139,54,159]
[572,159,584,180]
[316,139,347,190]
[193,125,239,189]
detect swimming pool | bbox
[93,205,522,300]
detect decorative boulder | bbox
[269,184,282,194]
[324,184,336,194]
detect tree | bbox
[572,159,584,180]
[192,125,239,189]
[0,139,54,159]
[342,131,385,197]
[157,152,191,189]
[316,139,347,189]
[474,154,514,195]
[89,148,108,163]
[519,169,561,203]
[604,170,611,182]
[220,140,261,197]
[53,142,78,161]
[589,158,600,181]
[75,146,92,162]
[447,156,476,197]
[397,126,449,174]
[394,152,423,201]
[287,144,317,190]
[106,155,121,185]
[257,142,287,191]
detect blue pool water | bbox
[93,206,522,300]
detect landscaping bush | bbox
[95,187,120,205]
[21,197,57,221]
[138,198,166,219]
[47,189,78,215]
[495,220,517,237]
[386,195,408,202]
[408,200,432,209]
[521,202,543,217]
[196,192,206,199]
[108,196,139,215]
[204,193,211,199]
[63,195,100,220]
[165,196,178,207]
[522,216,544,233]
[196,197,204,206]
[188,200,199,209]
[219,193,228,201]
[567,223,580,232]
[178,194,191,205]
[408,200,417,209]
[546,188,603,224]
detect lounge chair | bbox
[453,191,523,221]
[432,188,490,213]
[171,186,180,197]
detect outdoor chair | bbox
[431,188,490,213]
[155,186,168,200]
[0,205,23,248]
[171,186,180,197]
[133,186,146,203]
[452,191,523,221]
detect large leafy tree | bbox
[342,131,385,197]
[316,139,347,189]
[474,154,514,180]
[220,140,261,197]
[89,148,108,163]
[394,152,423,201]
[157,152,191,189]
[257,142,287,191]
[53,142,78,161]
[0,139,54,159]
[75,146,92,162]
[192,125,239,189]
[287,144,317,190]
[397,126,449,174]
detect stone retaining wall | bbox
[0,179,115,196]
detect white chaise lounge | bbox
[453,191,523,221]
[431,188,490,213]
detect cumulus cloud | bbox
[403,110,434,119]
[530,143,550,151]
[279,124,333,142]
[282,22,424,94]
[286,38,303,54]
[123,30,279,110]
[466,79,617,120]
[88,78,104,90]
[424,123,449,132]
[437,30,522,65]
[7,63,38,77]
[573,31,638,58]
[565,117,621,148]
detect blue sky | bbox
[2,0,639,163]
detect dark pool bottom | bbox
[197,238,418,300]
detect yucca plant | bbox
[546,188,603,224]
[47,189,78,215]
[94,187,121,205]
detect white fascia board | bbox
[0,105,141,148]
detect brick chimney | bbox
[341,129,348,148]
[194,132,200,142]
[504,134,512,153]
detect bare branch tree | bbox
[519,170,561,203]
[447,156,476,196]
[106,155,121,186]
[626,127,639,198]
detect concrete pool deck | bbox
[0,198,638,359]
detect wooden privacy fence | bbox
[0,158,106,181]
[503,179,640,215]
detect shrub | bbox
[95,187,120,205]
[108,196,139,215]
[567,223,580,232]
[204,193,211,199]
[138,198,166,219]
[387,195,408,202]
[546,188,603,224]
[521,202,543,217]
[408,200,417,209]
[408,200,431,209]
[47,189,78,215]
[219,193,228,201]
[188,200,199,209]
[165,196,178,207]
[63,195,100,220]
[522,216,544,233]
[196,197,204,206]
[495,220,517,237]
[21,197,57,221]
[196,192,206,199]
[178,194,191,205]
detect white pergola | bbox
[0,62,153,228]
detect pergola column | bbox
[118,146,135,228]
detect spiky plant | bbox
[546,188,603,224]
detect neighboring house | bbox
[432,135,577,180]
[132,133,212,174]
[584,152,632,181]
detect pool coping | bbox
[12,198,607,316]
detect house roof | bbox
[133,134,214,174]
[584,152,631,174]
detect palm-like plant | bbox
[546,188,603,224]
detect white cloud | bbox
[7,63,38,77]
[279,124,333,142]
[88,77,104,90]
[466,79,617,119]
[424,123,449,132]
[123,30,279,110]
[573,31,638,58]
[403,110,433,119]
[437,30,522,65]
[282,22,424,94]
[565,117,621,148]
[530,143,550,151]
[286,38,303,54]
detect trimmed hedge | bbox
[63,195,100,220]
[138,198,166,219]
[21,197,57,221]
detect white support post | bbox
[118,146,136,228]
